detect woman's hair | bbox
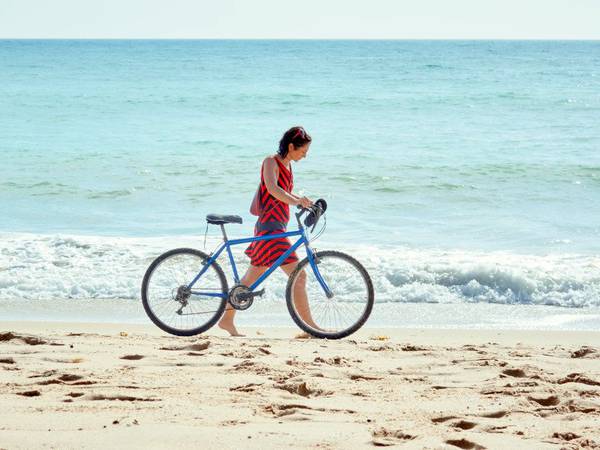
[278,126,312,158]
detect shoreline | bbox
[2,301,600,332]
[2,321,599,448]
[2,320,600,345]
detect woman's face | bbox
[288,142,310,161]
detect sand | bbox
[1,321,599,449]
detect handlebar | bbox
[296,198,327,231]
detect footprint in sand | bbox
[579,390,600,399]
[90,394,159,402]
[37,374,80,384]
[451,420,477,430]
[570,347,596,358]
[233,360,256,370]
[479,410,507,419]
[367,344,394,352]
[270,372,301,384]
[432,417,478,431]
[563,399,599,414]
[262,403,355,418]
[37,373,96,386]
[16,390,41,397]
[229,383,264,393]
[66,392,85,398]
[371,427,415,446]
[28,370,59,378]
[36,379,63,386]
[42,357,84,364]
[263,403,312,418]
[58,374,83,382]
[313,356,349,366]
[120,354,145,360]
[431,415,458,424]
[66,379,96,386]
[0,332,47,346]
[501,368,527,378]
[557,373,600,386]
[505,380,538,388]
[159,342,210,352]
[349,374,382,381]
[552,432,580,442]
[484,425,508,434]
[185,342,210,351]
[400,344,429,352]
[445,438,486,449]
[275,381,328,398]
[528,395,560,407]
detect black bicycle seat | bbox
[206,214,243,225]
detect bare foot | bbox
[218,320,245,337]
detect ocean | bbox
[1,40,599,329]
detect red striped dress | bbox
[245,157,299,267]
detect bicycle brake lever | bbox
[311,221,318,233]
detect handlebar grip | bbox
[296,199,327,211]
[303,199,327,228]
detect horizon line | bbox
[1,37,600,41]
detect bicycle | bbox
[141,200,374,339]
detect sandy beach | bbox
[1,321,599,449]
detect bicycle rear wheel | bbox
[286,250,374,339]
[141,248,228,336]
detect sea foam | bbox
[1,232,598,309]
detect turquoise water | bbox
[1,40,599,319]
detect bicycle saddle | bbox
[206,214,243,225]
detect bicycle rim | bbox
[286,251,374,339]
[142,248,227,336]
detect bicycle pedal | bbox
[238,289,265,301]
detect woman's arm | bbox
[263,157,312,207]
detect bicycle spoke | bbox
[288,252,373,338]
[142,249,227,335]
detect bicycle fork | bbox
[306,247,334,299]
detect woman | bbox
[218,126,315,337]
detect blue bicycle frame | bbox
[186,217,333,299]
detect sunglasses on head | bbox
[292,128,305,140]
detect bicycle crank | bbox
[228,285,265,311]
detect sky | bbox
[1,0,599,39]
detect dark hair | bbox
[278,126,312,158]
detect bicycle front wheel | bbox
[141,248,228,336]
[286,250,374,339]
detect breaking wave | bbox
[1,233,598,309]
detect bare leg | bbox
[280,262,319,333]
[218,264,268,337]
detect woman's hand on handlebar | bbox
[297,196,313,209]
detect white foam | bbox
[349,245,600,308]
[0,232,599,310]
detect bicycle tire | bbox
[285,250,374,339]
[141,248,228,336]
